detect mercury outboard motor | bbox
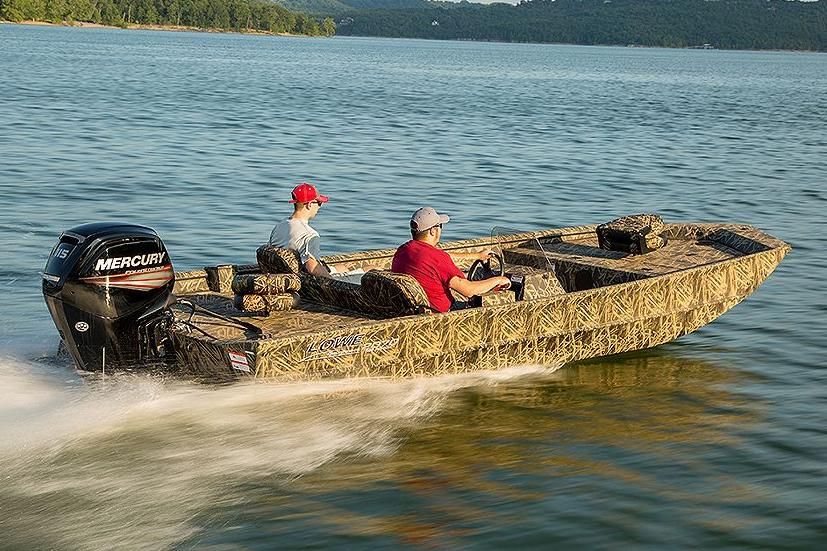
[42,222,176,372]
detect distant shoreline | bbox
[3,19,821,53]
[1,19,299,38]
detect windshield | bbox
[490,226,554,273]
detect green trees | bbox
[44,0,67,22]
[98,0,124,25]
[334,0,827,52]
[1,0,26,22]
[294,11,319,34]
[1,0,48,21]
[229,0,251,29]
[321,15,334,36]
[0,0,337,36]
[6,0,821,49]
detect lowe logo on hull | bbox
[95,252,166,272]
[301,334,398,362]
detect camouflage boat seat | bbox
[232,273,302,295]
[298,274,377,313]
[230,273,302,313]
[292,271,433,319]
[360,270,433,317]
[255,245,433,318]
[257,244,302,275]
[233,293,300,313]
[254,244,366,310]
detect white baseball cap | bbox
[410,207,450,231]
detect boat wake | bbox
[0,353,561,549]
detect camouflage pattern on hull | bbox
[170,221,790,381]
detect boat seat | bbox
[257,244,302,275]
[256,245,433,318]
[255,244,374,313]
[298,274,378,314]
[360,270,433,317]
[299,271,432,318]
[232,273,302,295]
[233,293,299,313]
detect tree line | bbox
[332,0,827,51]
[0,0,336,36]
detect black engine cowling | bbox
[42,222,176,372]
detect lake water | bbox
[1,24,826,549]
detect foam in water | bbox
[0,356,561,549]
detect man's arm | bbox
[304,256,332,278]
[300,235,333,278]
[449,275,510,298]
[305,256,369,278]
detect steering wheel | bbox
[467,252,504,281]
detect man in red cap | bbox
[269,182,338,277]
[392,207,511,312]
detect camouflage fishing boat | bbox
[42,215,789,381]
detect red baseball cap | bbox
[289,182,329,204]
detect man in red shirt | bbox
[392,207,511,313]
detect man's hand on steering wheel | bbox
[467,252,504,282]
[493,276,511,291]
[475,249,495,261]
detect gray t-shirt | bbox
[269,219,322,265]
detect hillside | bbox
[328,0,827,51]
[277,0,431,15]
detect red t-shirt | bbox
[392,240,465,313]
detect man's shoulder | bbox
[392,240,414,264]
[403,240,452,258]
[395,240,415,252]
[289,219,319,238]
[430,244,455,262]
[269,219,291,244]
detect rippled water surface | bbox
[1,24,826,549]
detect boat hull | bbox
[171,232,788,381]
